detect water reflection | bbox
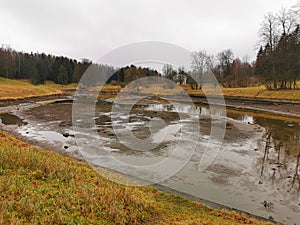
[259,130,300,195]
[147,103,218,117]
[147,103,299,155]
[205,108,300,194]
[146,102,300,195]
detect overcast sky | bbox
[0,0,297,62]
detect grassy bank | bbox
[102,83,300,101]
[188,85,300,101]
[0,78,77,101]
[1,77,299,102]
[0,131,272,224]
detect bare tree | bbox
[205,54,215,71]
[259,12,280,51]
[191,50,209,89]
[162,64,175,80]
[292,1,300,19]
[205,54,221,88]
[216,50,234,76]
[277,7,297,35]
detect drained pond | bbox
[0,95,299,225]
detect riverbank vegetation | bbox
[0,131,273,224]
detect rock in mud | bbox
[63,133,70,137]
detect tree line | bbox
[0,46,92,85]
[68,64,161,87]
[161,49,256,89]
[110,65,160,85]
[255,2,300,89]
[0,46,162,87]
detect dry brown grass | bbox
[0,131,274,225]
[189,85,300,101]
[94,83,300,101]
[0,78,77,101]
[3,76,297,102]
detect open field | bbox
[0,131,272,225]
[0,78,77,101]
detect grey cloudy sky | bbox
[0,0,297,62]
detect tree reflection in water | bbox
[257,116,300,195]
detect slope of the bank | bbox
[0,78,76,101]
[0,131,273,225]
[189,85,300,102]
[1,78,300,103]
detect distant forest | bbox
[0,2,299,89]
[0,47,161,87]
[0,48,92,85]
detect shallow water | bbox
[146,103,300,224]
[147,102,300,155]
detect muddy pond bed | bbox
[0,95,300,225]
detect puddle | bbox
[0,113,27,126]
[18,125,78,153]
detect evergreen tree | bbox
[57,65,68,86]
